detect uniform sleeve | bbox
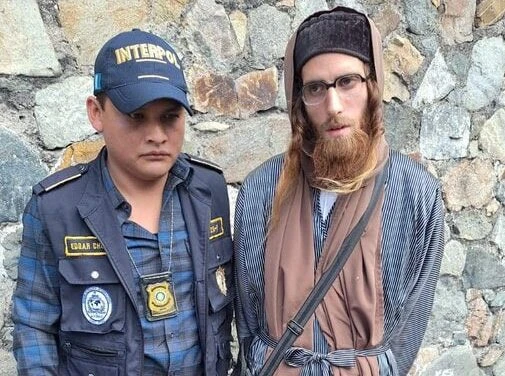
[232,183,254,375]
[12,195,61,376]
[389,187,445,375]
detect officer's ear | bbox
[87,95,105,133]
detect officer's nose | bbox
[146,122,168,144]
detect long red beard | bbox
[312,114,371,186]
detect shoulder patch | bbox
[185,154,223,173]
[33,164,89,195]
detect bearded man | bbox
[233,6,445,376]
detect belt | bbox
[258,330,393,376]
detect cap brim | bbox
[107,81,193,115]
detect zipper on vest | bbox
[63,341,119,357]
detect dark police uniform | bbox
[15,149,233,376]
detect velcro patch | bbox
[65,236,106,256]
[82,286,112,325]
[209,217,224,240]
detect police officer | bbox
[13,29,233,376]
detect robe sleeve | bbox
[389,186,445,375]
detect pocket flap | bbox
[209,282,234,313]
[208,237,233,269]
[59,257,120,285]
[207,236,234,312]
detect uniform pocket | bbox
[61,339,122,376]
[207,237,233,374]
[207,236,234,314]
[59,257,126,334]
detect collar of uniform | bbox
[99,150,191,212]
[160,157,189,209]
[170,155,191,182]
[100,149,128,211]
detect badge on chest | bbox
[140,271,178,321]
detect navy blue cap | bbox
[93,29,193,115]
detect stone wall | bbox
[0,0,504,375]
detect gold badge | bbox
[145,281,177,318]
[216,266,227,296]
[140,272,178,321]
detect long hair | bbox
[269,70,384,228]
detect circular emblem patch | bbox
[82,286,112,325]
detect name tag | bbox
[209,217,224,240]
[65,236,106,256]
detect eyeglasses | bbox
[301,74,368,106]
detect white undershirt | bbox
[318,190,337,221]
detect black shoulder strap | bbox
[258,161,389,376]
[33,164,88,195]
[184,153,223,174]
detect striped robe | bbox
[233,150,445,376]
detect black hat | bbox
[294,9,371,73]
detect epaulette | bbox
[185,153,223,174]
[33,164,89,195]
